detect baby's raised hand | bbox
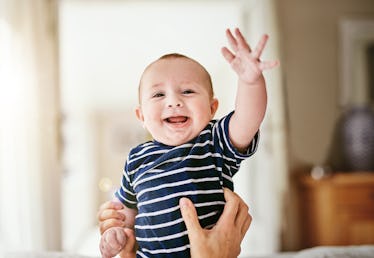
[100,227,127,258]
[221,28,278,84]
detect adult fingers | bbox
[179,197,203,239]
[234,197,249,227]
[97,200,125,220]
[122,228,137,254]
[215,188,239,229]
[99,218,126,235]
[241,213,252,241]
[229,191,252,241]
[98,200,124,212]
[226,189,251,240]
[98,208,126,222]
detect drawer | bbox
[298,172,374,248]
[334,186,374,207]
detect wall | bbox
[276,0,374,250]
[277,0,374,170]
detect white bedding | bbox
[2,245,374,258]
[293,245,374,258]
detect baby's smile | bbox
[165,116,189,124]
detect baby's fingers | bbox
[259,60,279,71]
[103,228,126,254]
[234,28,251,51]
[225,28,251,52]
[114,228,127,246]
[100,233,118,258]
[253,34,269,59]
[221,47,235,63]
[225,29,238,52]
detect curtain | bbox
[0,0,61,251]
[234,0,289,255]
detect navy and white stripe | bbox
[115,111,259,257]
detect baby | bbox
[100,28,278,258]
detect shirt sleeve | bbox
[114,160,138,209]
[212,111,260,176]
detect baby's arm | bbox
[99,198,138,258]
[221,28,278,152]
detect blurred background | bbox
[1,0,374,257]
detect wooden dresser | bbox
[298,172,374,248]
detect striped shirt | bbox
[115,111,259,257]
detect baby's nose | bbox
[168,102,182,107]
[167,96,183,108]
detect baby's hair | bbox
[158,53,213,92]
[138,53,214,103]
[159,53,189,60]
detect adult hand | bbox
[98,200,137,258]
[180,188,251,258]
[118,228,137,258]
[97,200,126,234]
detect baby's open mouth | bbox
[165,116,188,124]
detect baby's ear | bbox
[210,98,219,118]
[135,106,144,122]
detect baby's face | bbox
[136,57,218,146]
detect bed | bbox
[3,245,374,258]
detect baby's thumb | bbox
[179,197,202,238]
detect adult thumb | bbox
[179,197,202,238]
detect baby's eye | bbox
[182,89,194,95]
[152,92,164,98]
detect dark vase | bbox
[326,105,374,172]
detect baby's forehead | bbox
[141,58,204,85]
[138,56,213,102]
[146,57,201,72]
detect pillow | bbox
[294,245,374,258]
